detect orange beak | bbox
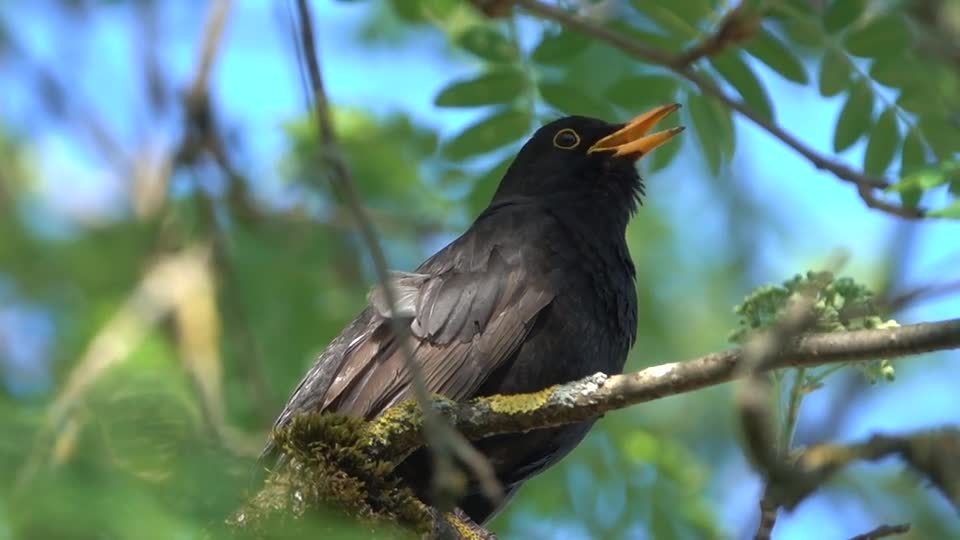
[588,103,684,159]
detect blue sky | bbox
[2,1,959,538]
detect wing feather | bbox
[269,201,557,433]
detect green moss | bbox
[478,386,555,415]
[268,412,433,534]
[250,404,501,538]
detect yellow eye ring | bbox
[552,128,580,150]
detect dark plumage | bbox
[264,106,684,524]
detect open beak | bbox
[588,103,684,159]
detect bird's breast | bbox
[479,233,637,397]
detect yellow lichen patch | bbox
[446,512,492,540]
[365,399,423,449]
[479,385,556,415]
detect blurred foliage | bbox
[0,0,958,539]
[730,271,898,343]
[730,271,899,454]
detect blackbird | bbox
[265,104,684,524]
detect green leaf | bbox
[425,0,466,23]
[631,0,702,39]
[818,48,850,97]
[605,75,678,112]
[783,17,823,48]
[929,201,960,218]
[434,69,528,108]
[763,0,808,18]
[906,168,953,190]
[531,30,591,65]
[844,16,911,59]
[745,29,808,84]
[644,0,713,26]
[863,108,900,174]
[869,54,920,89]
[539,81,617,119]
[709,94,736,159]
[389,0,428,23]
[767,0,817,18]
[900,127,927,173]
[918,114,960,160]
[710,52,774,121]
[896,84,943,115]
[823,0,866,33]
[442,109,530,159]
[888,161,959,208]
[833,80,874,152]
[687,91,732,175]
[897,183,923,208]
[454,26,515,63]
[610,21,683,51]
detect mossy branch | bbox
[231,318,960,538]
[377,318,960,463]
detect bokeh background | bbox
[1,1,959,538]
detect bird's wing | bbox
[326,246,552,418]
[270,209,555,431]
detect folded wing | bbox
[270,230,555,436]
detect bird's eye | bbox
[552,128,580,150]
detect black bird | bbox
[265,104,684,524]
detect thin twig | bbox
[886,279,960,313]
[513,0,926,219]
[799,429,960,510]
[753,491,779,540]
[672,2,761,68]
[848,523,911,540]
[292,0,502,507]
[780,367,806,453]
[188,0,232,102]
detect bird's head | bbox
[493,104,684,221]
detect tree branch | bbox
[848,523,911,540]
[233,318,960,537]
[797,428,960,511]
[512,0,926,219]
[754,491,779,540]
[366,318,960,461]
[672,2,761,68]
